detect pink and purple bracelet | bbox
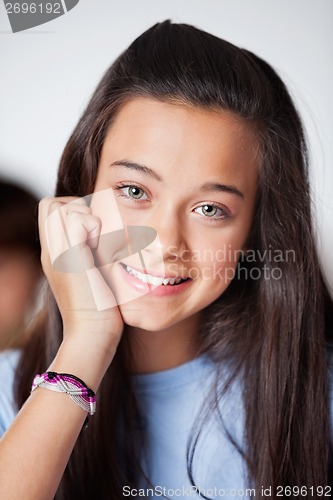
[31,372,96,418]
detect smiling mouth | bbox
[121,263,190,286]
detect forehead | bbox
[100,98,259,191]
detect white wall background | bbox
[0,0,332,287]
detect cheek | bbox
[90,188,124,235]
[191,226,249,290]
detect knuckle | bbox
[67,205,91,216]
[91,214,101,227]
[67,210,82,221]
[38,197,53,215]
[48,199,64,215]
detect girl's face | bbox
[93,98,258,331]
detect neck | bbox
[124,313,201,374]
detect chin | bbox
[119,305,180,332]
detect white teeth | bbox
[125,265,184,286]
[154,277,165,286]
[141,274,149,284]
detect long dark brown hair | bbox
[15,21,333,498]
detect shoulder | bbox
[0,349,21,436]
[0,348,21,373]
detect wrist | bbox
[49,335,118,392]
[62,309,123,338]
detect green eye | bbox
[127,186,145,199]
[194,204,229,220]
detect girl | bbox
[0,20,332,499]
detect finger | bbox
[40,197,101,267]
[40,196,84,221]
[39,199,70,266]
[49,211,101,273]
[39,196,84,251]
[63,211,101,249]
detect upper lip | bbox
[120,263,189,280]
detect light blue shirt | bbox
[0,349,20,436]
[1,349,332,498]
[132,354,248,498]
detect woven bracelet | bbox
[31,371,96,417]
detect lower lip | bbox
[119,264,192,297]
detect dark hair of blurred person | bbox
[0,178,41,350]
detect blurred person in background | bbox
[0,178,41,350]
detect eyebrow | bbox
[110,160,162,181]
[110,160,244,199]
[200,182,244,199]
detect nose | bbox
[144,207,188,263]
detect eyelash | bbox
[114,183,149,202]
[114,183,231,221]
[193,204,230,221]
